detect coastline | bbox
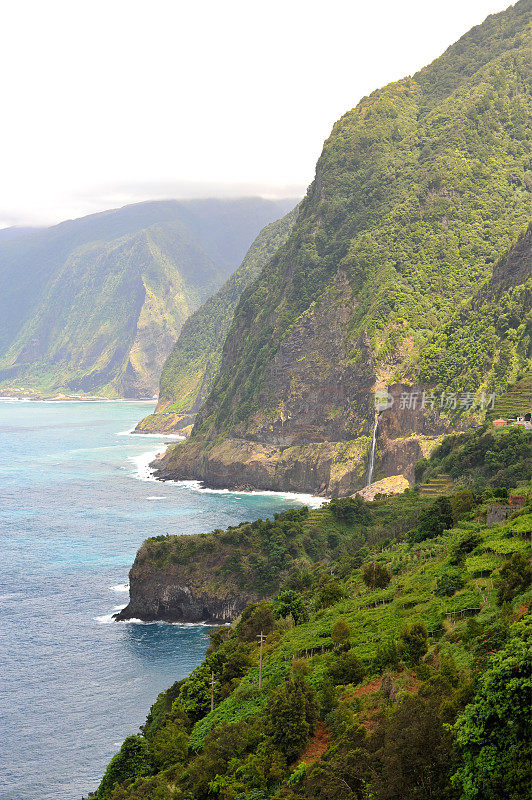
[132,442,328,509]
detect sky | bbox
[0,0,514,228]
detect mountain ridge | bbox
[0,198,297,397]
[153,0,531,493]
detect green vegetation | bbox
[90,469,531,799]
[0,198,295,398]
[189,0,530,445]
[150,208,298,420]
[415,424,532,490]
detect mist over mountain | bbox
[155,0,531,494]
[0,197,296,397]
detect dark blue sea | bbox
[0,400,318,800]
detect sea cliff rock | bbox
[114,541,262,623]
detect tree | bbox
[449,531,481,566]
[400,623,428,665]
[410,497,454,543]
[452,620,532,800]
[331,619,351,647]
[496,552,531,605]
[328,651,366,686]
[275,590,309,625]
[329,496,371,525]
[362,562,391,589]
[149,722,188,770]
[317,581,346,609]
[371,694,456,800]
[265,677,317,762]
[434,569,464,597]
[97,736,152,798]
[236,602,275,642]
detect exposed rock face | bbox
[115,569,255,623]
[150,9,530,493]
[115,546,261,623]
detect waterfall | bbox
[365,413,379,487]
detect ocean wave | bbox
[129,444,327,507]
[173,479,327,508]
[94,604,127,624]
[117,428,185,440]
[96,610,214,627]
[147,495,166,500]
[110,584,129,592]
[129,449,162,481]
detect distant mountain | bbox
[0,226,41,242]
[156,0,531,494]
[0,198,296,397]
[136,206,298,433]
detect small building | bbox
[486,504,517,525]
[492,418,507,427]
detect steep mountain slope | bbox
[156,1,531,492]
[0,198,296,397]
[93,428,531,799]
[136,207,298,433]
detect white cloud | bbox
[0,0,512,226]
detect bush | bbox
[317,581,346,608]
[362,562,391,589]
[331,619,351,646]
[410,497,454,543]
[435,569,465,597]
[265,677,317,762]
[236,602,275,642]
[452,621,532,799]
[400,623,428,665]
[329,496,371,525]
[449,531,482,565]
[373,638,400,672]
[328,650,366,685]
[275,590,309,625]
[496,552,531,605]
[97,736,152,798]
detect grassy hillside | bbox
[89,424,531,799]
[136,207,298,432]
[163,1,531,494]
[0,198,296,398]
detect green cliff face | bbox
[158,1,531,492]
[136,207,298,431]
[0,198,296,398]
[93,427,531,800]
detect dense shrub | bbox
[327,650,366,686]
[265,677,317,762]
[435,569,465,597]
[329,496,371,525]
[452,620,532,799]
[496,552,531,605]
[410,497,454,543]
[362,562,391,589]
[400,623,429,665]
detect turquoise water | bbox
[0,401,313,800]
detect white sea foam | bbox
[94,604,126,624]
[129,449,162,482]
[117,428,185,440]
[129,446,327,507]
[147,495,166,500]
[110,583,129,593]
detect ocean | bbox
[0,400,319,800]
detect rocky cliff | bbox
[151,2,531,493]
[136,206,297,432]
[0,198,295,398]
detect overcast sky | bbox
[0,0,513,228]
